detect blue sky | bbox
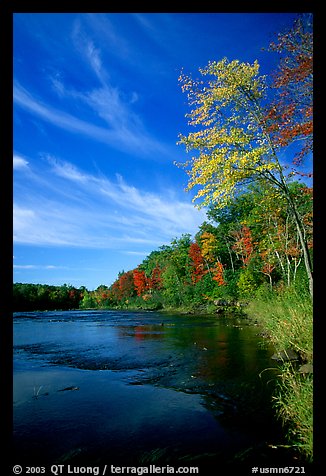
[13,12,299,290]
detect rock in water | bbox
[58,386,80,392]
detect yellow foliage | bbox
[177,57,282,209]
[200,232,218,263]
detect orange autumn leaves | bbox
[133,266,162,297]
[188,233,226,286]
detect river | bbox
[13,309,295,471]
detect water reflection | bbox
[13,310,286,468]
[120,324,166,341]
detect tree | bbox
[260,250,277,290]
[158,234,193,307]
[139,248,172,277]
[92,285,111,307]
[133,268,149,296]
[177,56,313,297]
[149,265,163,291]
[265,13,313,167]
[118,270,136,300]
[231,225,254,268]
[169,234,192,282]
[109,270,136,303]
[188,242,205,283]
[13,283,83,311]
[243,181,312,288]
[212,261,225,286]
[80,290,97,309]
[200,231,218,270]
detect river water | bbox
[13,310,294,470]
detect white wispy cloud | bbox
[82,14,131,64]
[13,156,206,250]
[46,155,89,183]
[71,18,108,86]
[13,154,29,170]
[48,157,205,238]
[14,79,170,158]
[124,251,150,256]
[14,81,121,145]
[14,17,172,160]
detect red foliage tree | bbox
[133,268,149,296]
[149,265,162,290]
[212,261,225,286]
[110,281,121,301]
[265,14,313,168]
[120,271,135,298]
[110,271,135,301]
[188,242,205,283]
[232,225,254,267]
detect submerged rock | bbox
[57,386,80,392]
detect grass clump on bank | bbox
[273,363,313,461]
[247,283,313,461]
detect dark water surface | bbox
[13,310,295,470]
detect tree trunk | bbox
[286,193,313,298]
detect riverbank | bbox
[246,285,313,462]
[105,296,247,316]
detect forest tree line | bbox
[13,180,312,312]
